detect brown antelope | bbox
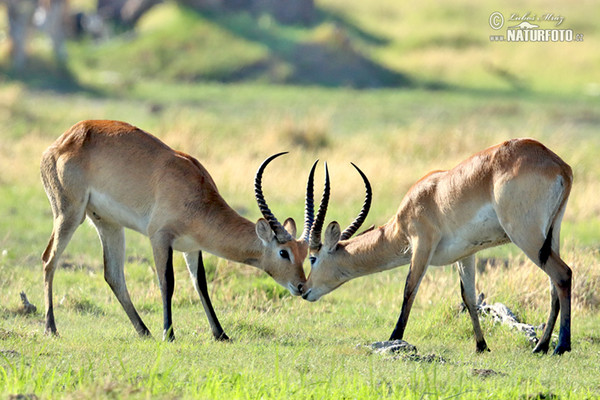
[302,138,573,355]
[41,120,317,341]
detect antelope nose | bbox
[297,283,304,294]
[302,288,312,300]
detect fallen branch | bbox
[367,339,417,355]
[467,293,545,345]
[360,340,447,363]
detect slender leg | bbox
[93,220,151,337]
[533,213,565,353]
[457,255,488,352]
[389,236,435,341]
[547,207,572,355]
[503,226,571,355]
[42,222,77,335]
[538,252,571,355]
[496,176,572,355]
[164,247,175,341]
[151,237,175,342]
[533,281,560,353]
[183,252,229,341]
[42,205,87,336]
[40,155,90,337]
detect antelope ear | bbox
[283,217,297,238]
[324,221,341,253]
[256,218,275,244]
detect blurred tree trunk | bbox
[42,0,68,64]
[3,0,37,69]
[2,0,68,69]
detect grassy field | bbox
[1,0,600,398]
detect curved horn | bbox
[309,162,330,250]
[255,152,293,242]
[300,160,318,242]
[340,163,372,240]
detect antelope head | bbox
[254,153,319,296]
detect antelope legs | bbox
[93,220,151,337]
[501,225,572,354]
[184,251,229,341]
[389,236,434,341]
[457,255,488,352]
[151,237,176,342]
[41,189,87,336]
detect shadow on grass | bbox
[200,7,414,88]
[0,56,100,95]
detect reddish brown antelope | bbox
[41,120,317,341]
[302,138,573,354]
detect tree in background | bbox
[1,0,162,69]
[1,0,315,70]
[2,0,68,69]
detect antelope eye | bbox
[279,250,290,260]
[309,256,317,265]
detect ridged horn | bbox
[300,160,318,243]
[255,152,293,243]
[309,162,330,250]
[340,163,372,241]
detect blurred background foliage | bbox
[0,0,598,94]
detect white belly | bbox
[430,204,509,265]
[87,189,150,233]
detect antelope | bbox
[41,120,317,341]
[302,138,573,355]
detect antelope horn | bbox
[255,152,293,243]
[309,162,330,250]
[340,163,372,241]
[300,160,318,243]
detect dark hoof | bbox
[216,333,231,342]
[44,328,59,337]
[532,342,550,354]
[552,344,571,355]
[476,346,490,353]
[163,329,175,342]
[138,329,153,339]
[476,341,490,353]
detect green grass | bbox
[1,0,600,398]
[1,269,600,399]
